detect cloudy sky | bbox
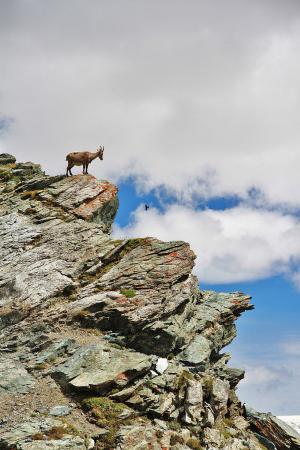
[1,0,300,414]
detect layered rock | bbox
[246,408,300,450]
[0,154,298,450]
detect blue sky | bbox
[114,179,300,415]
[1,0,300,415]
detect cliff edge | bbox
[0,154,299,450]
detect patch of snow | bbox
[155,358,168,374]
[278,416,300,435]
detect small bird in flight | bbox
[145,204,150,211]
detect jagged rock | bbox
[223,366,245,387]
[246,407,300,450]
[0,355,35,394]
[115,424,193,450]
[182,379,203,425]
[18,437,87,449]
[211,378,230,416]
[0,153,16,164]
[179,335,212,367]
[51,342,154,392]
[203,427,223,447]
[204,403,215,427]
[0,212,114,310]
[38,175,118,231]
[34,339,77,365]
[0,155,291,450]
[15,174,66,192]
[223,438,259,450]
[0,417,62,447]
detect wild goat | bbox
[66,146,104,176]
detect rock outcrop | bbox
[0,154,299,450]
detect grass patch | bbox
[34,362,48,370]
[186,437,204,450]
[120,288,136,298]
[170,434,184,445]
[73,310,91,321]
[201,375,214,395]
[20,190,40,200]
[31,432,44,440]
[46,426,67,440]
[176,370,194,389]
[216,420,234,441]
[82,397,132,448]
[32,426,67,440]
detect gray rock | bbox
[0,212,114,311]
[0,153,16,164]
[0,355,35,394]
[38,175,118,232]
[17,436,87,449]
[179,334,212,366]
[49,405,71,416]
[203,427,223,447]
[35,339,77,365]
[116,425,163,450]
[0,155,274,450]
[0,417,61,446]
[246,407,300,450]
[211,378,230,416]
[51,342,154,392]
[181,379,204,425]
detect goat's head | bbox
[98,146,104,160]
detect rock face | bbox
[246,408,300,450]
[0,155,298,450]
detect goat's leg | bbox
[82,163,86,174]
[86,163,89,174]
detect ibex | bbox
[66,146,104,176]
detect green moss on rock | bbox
[82,397,133,447]
[120,288,136,298]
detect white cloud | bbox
[1,1,300,207]
[281,341,300,356]
[240,365,282,386]
[113,204,300,284]
[235,358,300,414]
[236,363,298,414]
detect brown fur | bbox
[66,146,104,176]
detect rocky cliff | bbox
[0,154,299,450]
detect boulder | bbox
[49,405,71,417]
[38,175,118,232]
[18,437,87,449]
[211,378,230,416]
[0,153,16,164]
[0,355,35,394]
[179,335,212,367]
[51,342,154,392]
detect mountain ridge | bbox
[0,153,299,450]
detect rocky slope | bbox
[0,154,299,450]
